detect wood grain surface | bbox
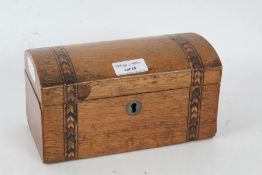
[25,72,43,159]
[24,33,222,163]
[25,33,221,106]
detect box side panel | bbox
[78,88,189,158]
[199,84,220,139]
[25,52,43,106]
[25,72,43,160]
[42,105,64,163]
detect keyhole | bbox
[127,100,141,115]
[131,103,137,113]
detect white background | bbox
[0,0,262,174]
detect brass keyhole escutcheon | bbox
[127,100,141,115]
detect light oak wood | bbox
[42,104,64,163]
[78,88,189,158]
[24,33,222,163]
[25,72,43,159]
[25,33,221,106]
[199,84,220,139]
[77,84,220,158]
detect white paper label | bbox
[27,57,36,83]
[112,58,148,76]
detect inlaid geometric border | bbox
[168,35,204,141]
[50,47,78,160]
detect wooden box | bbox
[25,33,222,163]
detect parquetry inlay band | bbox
[168,35,204,141]
[50,47,78,160]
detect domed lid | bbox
[25,33,222,106]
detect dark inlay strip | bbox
[168,35,204,141]
[50,47,78,160]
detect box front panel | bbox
[77,89,189,158]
